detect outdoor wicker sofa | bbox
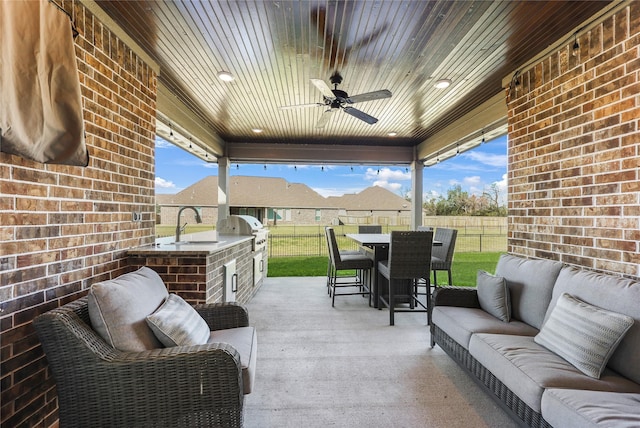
[431,254,640,427]
[34,267,256,428]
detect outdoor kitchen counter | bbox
[127,231,264,305]
[127,232,253,255]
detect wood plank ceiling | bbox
[95,0,612,165]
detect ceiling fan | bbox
[280,72,392,128]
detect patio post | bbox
[218,157,230,221]
[411,160,423,230]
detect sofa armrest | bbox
[194,302,249,330]
[432,286,480,308]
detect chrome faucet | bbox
[175,206,202,242]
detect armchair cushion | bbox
[146,294,210,347]
[88,267,168,351]
[209,326,258,394]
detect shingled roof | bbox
[157,176,331,208]
[327,186,410,211]
[157,176,410,212]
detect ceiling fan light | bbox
[434,79,451,89]
[217,71,234,82]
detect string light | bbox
[169,124,174,138]
[482,131,486,144]
[572,33,580,57]
[456,144,460,156]
[264,165,267,170]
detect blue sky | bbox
[155,135,508,204]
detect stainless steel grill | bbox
[217,215,268,252]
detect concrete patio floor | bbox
[244,276,519,428]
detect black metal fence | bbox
[268,232,507,258]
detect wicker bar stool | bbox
[324,226,362,295]
[378,230,433,325]
[326,227,374,307]
[431,228,458,285]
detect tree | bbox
[422,184,506,216]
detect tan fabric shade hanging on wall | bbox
[0,0,88,166]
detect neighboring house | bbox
[157,175,411,226]
[327,186,412,226]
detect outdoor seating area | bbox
[3,2,640,427]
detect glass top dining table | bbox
[345,233,441,309]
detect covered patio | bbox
[243,276,517,428]
[1,0,638,426]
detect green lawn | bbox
[267,252,503,287]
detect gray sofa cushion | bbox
[88,267,168,351]
[432,306,538,350]
[542,389,640,428]
[209,326,257,394]
[469,333,640,412]
[494,254,563,329]
[545,266,640,385]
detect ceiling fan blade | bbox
[315,109,334,128]
[310,79,335,99]
[347,89,392,104]
[343,107,378,125]
[279,103,324,110]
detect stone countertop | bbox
[128,231,253,255]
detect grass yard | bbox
[267,251,503,287]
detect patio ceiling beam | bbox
[225,142,414,165]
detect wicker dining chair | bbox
[377,230,433,325]
[431,228,458,285]
[326,227,374,307]
[33,297,249,428]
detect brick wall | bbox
[507,3,640,277]
[0,2,157,426]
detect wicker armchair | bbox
[33,297,249,428]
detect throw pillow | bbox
[534,293,634,379]
[146,294,210,347]
[477,270,511,322]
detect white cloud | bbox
[464,151,507,168]
[155,177,176,189]
[365,167,411,182]
[463,175,482,186]
[155,138,174,149]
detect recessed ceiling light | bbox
[217,71,234,82]
[434,79,451,89]
[252,128,263,133]
[388,132,397,137]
